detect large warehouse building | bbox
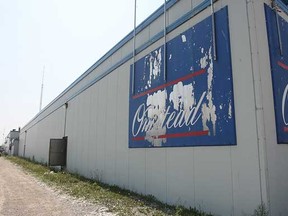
[18,0,288,215]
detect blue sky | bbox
[0,0,163,143]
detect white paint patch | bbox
[219,104,223,110]
[202,103,217,134]
[228,100,232,119]
[145,89,167,146]
[200,52,208,69]
[147,48,162,88]
[181,35,187,43]
[169,82,195,112]
[201,47,217,135]
[169,54,172,60]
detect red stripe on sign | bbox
[278,61,288,70]
[284,127,288,133]
[132,130,209,141]
[132,69,206,99]
[158,130,209,139]
[132,136,145,141]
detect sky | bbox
[0,0,164,143]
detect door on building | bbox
[48,137,67,166]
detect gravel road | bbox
[0,157,116,216]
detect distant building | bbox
[4,129,20,156]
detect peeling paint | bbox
[147,48,162,88]
[201,47,217,135]
[200,52,209,69]
[145,90,167,146]
[169,82,195,112]
[228,100,232,119]
[181,35,187,43]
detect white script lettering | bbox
[132,91,206,137]
[282,84,288,126]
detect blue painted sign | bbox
[129,7,236,148]
[265,4,288,143]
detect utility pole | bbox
[39,66,45,112]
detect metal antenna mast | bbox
[39,66,45,112]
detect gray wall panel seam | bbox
[246,0,264,205]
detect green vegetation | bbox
[252,203,269,216]
[6,156,212,216]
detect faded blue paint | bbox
[129,7,236,148]
[265,4,288,143]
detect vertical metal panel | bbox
[66,95,81,174]
[81,88,91,178]
[95,79,107,181]
[92,83,100,179]
[77,92,84,173]
[246,0,269,210]
[128,149,146,194]
[166,148,195,205]
[82,88,92,178]
[228,0,263,215]
[18,132,25,157]
[87,85,96,179]
[66,98,76,173]
[115,66,130,188]
[145,149,166,202]
[194,148,233,215]
[73,95,82,173]
[83,89,91,176]
[81,90,89,174]
[104,72,118,185]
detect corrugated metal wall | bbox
[23,107,65,163]
[254,0,288,215]
[18,0,288,215]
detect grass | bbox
[252,203,269,216]
[5,156,213,216]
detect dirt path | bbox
[0,157,115,216]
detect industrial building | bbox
[18,0,288,215]
[3,129,20,156]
